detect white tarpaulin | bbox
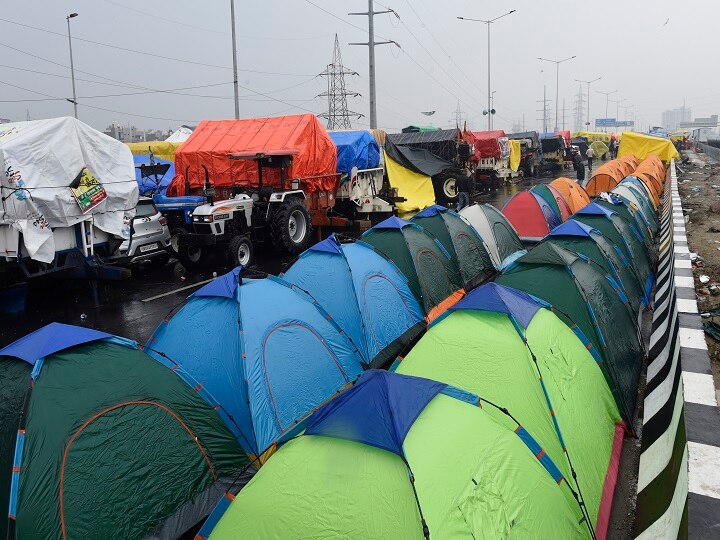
[0,117,138,262]
[165,125,194,143]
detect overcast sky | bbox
[1,0,716,134]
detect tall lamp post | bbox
[457,9,516,130]
[609,97,626,131]
[574,76,601,131]
[66,13,79,119]
[538,56,576,132]
[596,89,617,132]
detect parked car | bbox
[116,197,171,265]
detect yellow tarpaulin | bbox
[572,131,612,144]
[590,141,609,159]
[127,141,183,162]
[509,139,521,172]
[383,150,435,213]
[618,131,679,164]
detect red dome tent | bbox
[502,191,562,243]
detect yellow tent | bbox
[618,131,679,164]
[509,139,521,172]
[383,150,435,213]
[572,131,612,144]
[127,141,183,162]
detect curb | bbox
[633,160,720,539]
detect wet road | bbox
[0,166,575,348]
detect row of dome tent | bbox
[0,157,666,538]
[0,201,525,538]
[198,157,667,538]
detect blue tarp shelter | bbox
[283,235,424,368]
[329,131,381,175]
[147,268,366,459]
[134,154,175,195]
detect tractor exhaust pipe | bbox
[202,164,215,206]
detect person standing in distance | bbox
[586,145,595,173]
[456,169,471,210]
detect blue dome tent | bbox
[147,268,366,461]
[282,234,425,368]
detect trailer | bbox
[0,117,137,285]
[386,129,469,204]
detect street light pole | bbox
[575,76,601,131]
[66,13,79,119]
[538,56,576,132]
[230,0,239,119]
[457,10,516,130]
[596,89,617,131]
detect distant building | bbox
[0,118,12,124]
[103,123,174,143]
[661,106,691,131]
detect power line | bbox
[0,17,315,76]
[102,0,332,41]
[398,0,486,102]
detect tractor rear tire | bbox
[432,173,459,205]
[270,199,313,254]
[227,235,253,268]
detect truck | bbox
[507,131,541,177]
[465,130,520,186]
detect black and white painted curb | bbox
[634,160,720,539]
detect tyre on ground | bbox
[270,199,313,254]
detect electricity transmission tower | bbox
[537,85,551,133]
[573,84,585,132]
[319,34,362,130]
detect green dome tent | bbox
[573,203,655,300]
[361,216,465,321]
[410,205,494,289]
[202,370,588,539]
[543,219,648,310]
[0,323,248,540]
[596,195,655,252]
[396,284,623,537]
[497,243,644,425]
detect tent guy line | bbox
[141,278,215,303]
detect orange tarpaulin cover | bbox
[549,177,591,213]
[167,114,338,196]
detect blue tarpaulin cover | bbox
[134,154,175,195]
[329,131,380,175]
[305,370,446,456]
[0,323,111,365]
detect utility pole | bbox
[65,13,79,119]
[230,0,239,119]
[522,113,526,132]
[318,35,362,130]
[349,1,396,129]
